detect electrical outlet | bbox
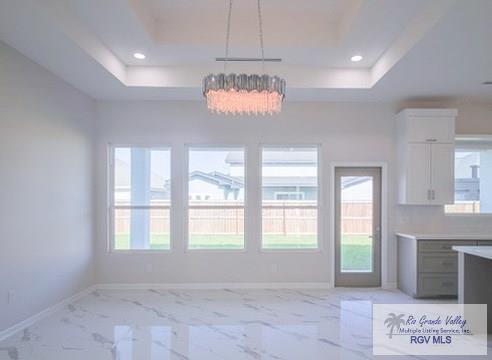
[7,290,15,305]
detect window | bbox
[112,147,171,250]
[261,146,318,249]
[274,192,305,200]
[445,138,492,214]
[187,147,245,249]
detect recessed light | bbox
[133,52,146,60]
[351,55,363,62]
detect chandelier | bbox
[203,0,286,115]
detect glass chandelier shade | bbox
[203,73,286,115]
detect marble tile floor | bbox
[0,288,490,360]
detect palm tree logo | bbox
[384,313,406,338]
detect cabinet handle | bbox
[426,138,438,142]
[441,281,454,287]
[441,245,452,250]
[432,190,435,200]
[440,261,453,266]
[427,189,431,200]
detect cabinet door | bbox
[406,116,455,143]
[430,143,454,205]
[406,143,431,204]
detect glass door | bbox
[335,167,381,287]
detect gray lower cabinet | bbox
[397,237,491,298]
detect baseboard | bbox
[96,282,332,290]
[0,285,97,342]
[382,282,398,290]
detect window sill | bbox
[444,213,492,217]
[184,248,246,253]
[110,249,172,254]
[259,247,322,253]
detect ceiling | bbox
[0,0,491,102]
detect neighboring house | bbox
[189,170,244,200]
[227,150,318,201]
[225,151,372,201]
[113,151,416,203]
[186,152,377,202]
[454,152,480,201]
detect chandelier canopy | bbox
[203,0,286,115]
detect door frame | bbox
[334,167,381,286]
[329,162,389,288]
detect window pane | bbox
[340,176,373,272]
[188,147,245,249]
[114,148,171,206]
[114,208,170,250]
[113,147,171,250]
[445,148,492,214]
[262,147,318,249]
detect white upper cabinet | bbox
[398,109,456,144]
[397,109,457,205]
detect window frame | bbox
[108,144,173,253]
[259,144,322,252]
[184,144,248,252]
[445,135,492,217]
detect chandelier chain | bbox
[224,0,233,72]
[257,0,265,72]
[224,0,265,73]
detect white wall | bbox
[0,42,96,332]
[95,101,398,285]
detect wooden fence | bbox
[445,201,480,214]
[114,201,373,235]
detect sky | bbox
[189,148,243,174]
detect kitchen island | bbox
[453,246,492,333]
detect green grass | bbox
[114,233,372,271]
[115,234,170,250]
[262,234,318,249]
[341,234,372,272]
[115,233,318,250]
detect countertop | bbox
[396,233,492,241]
[452,246,492,260]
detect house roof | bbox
[189,170,244,190]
